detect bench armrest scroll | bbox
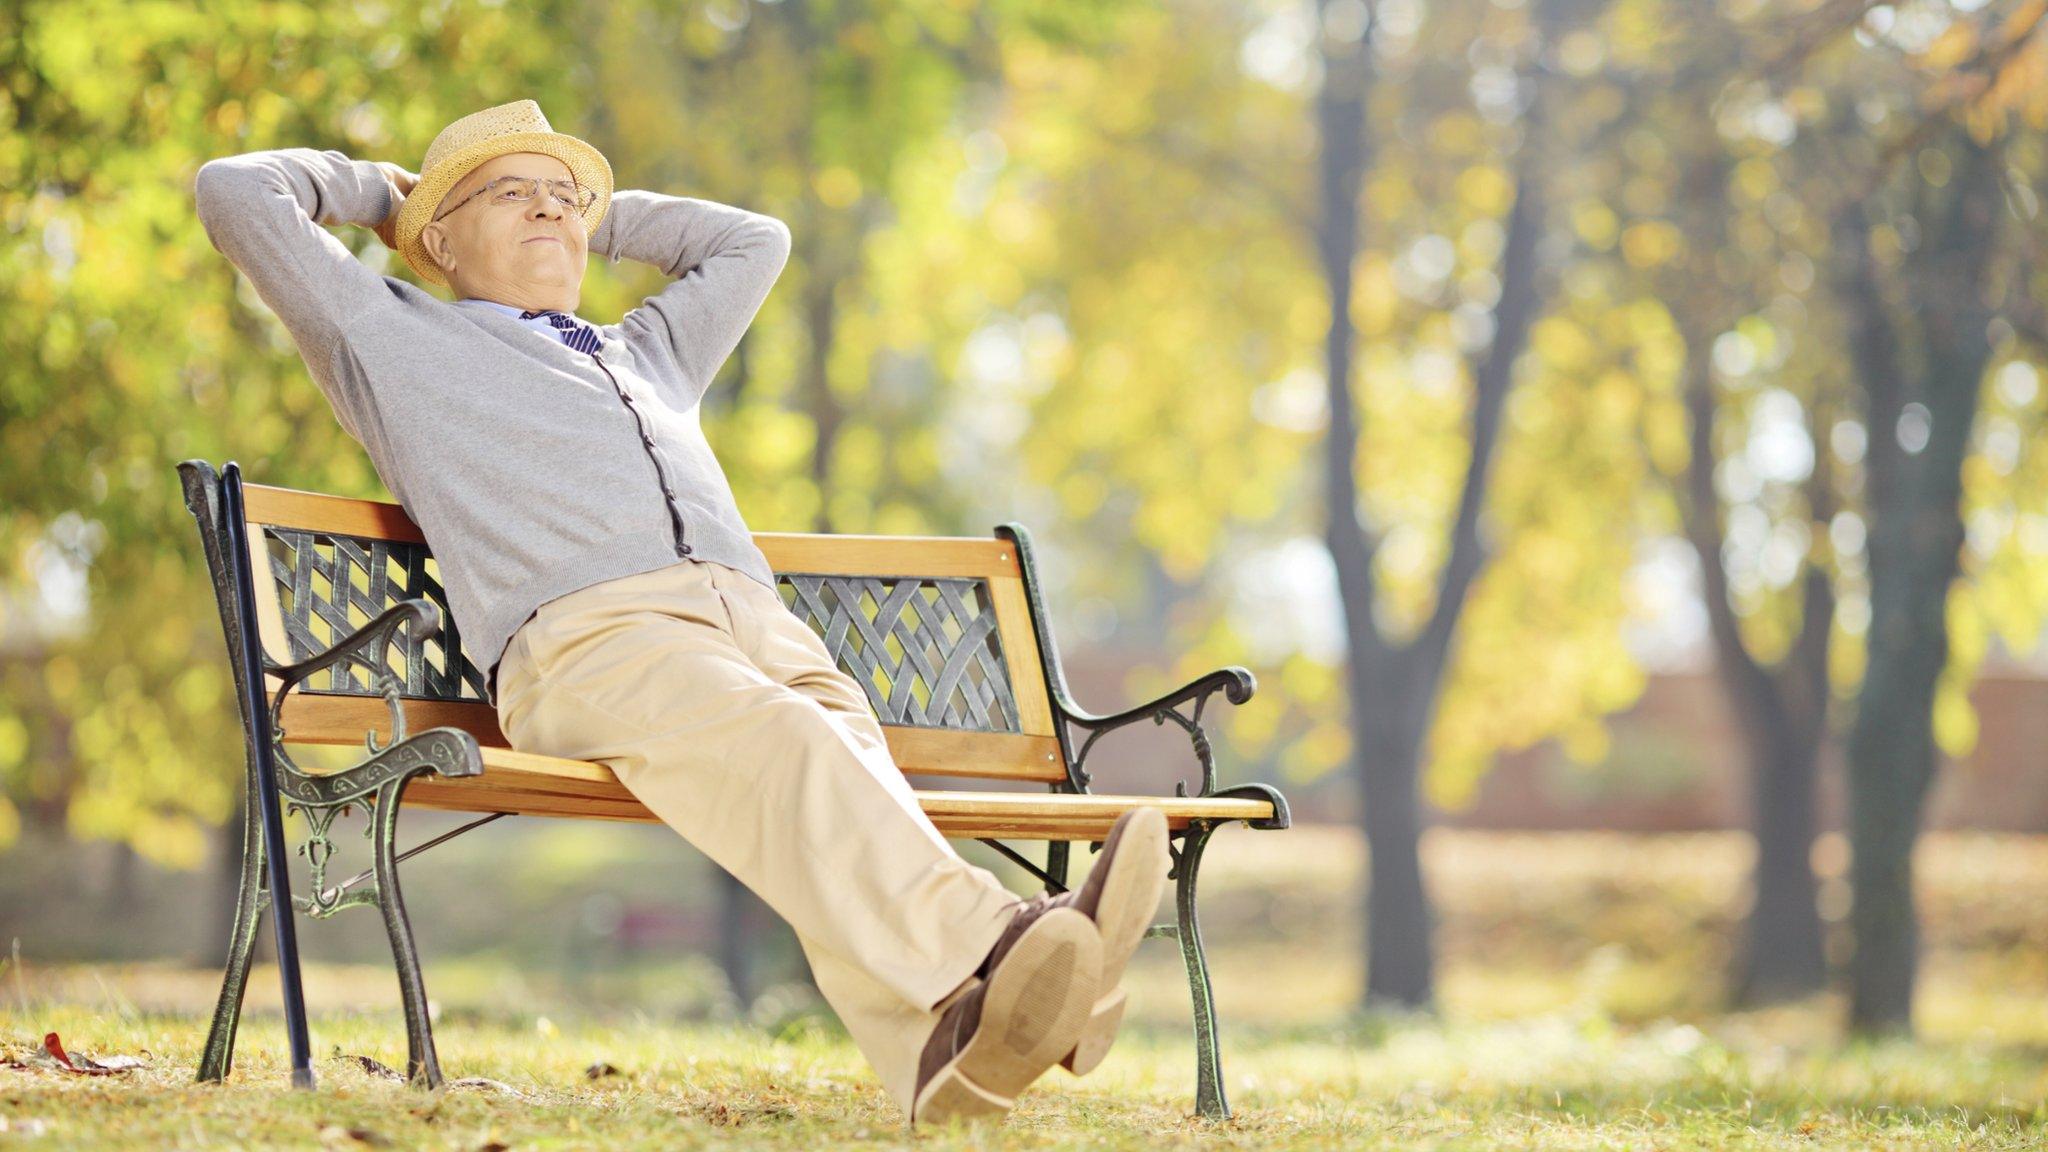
[262,596,483,809]
[269,599,440,693]
[1063,666,1257,799]
[1059,667,1257,731]
[266,598,443,757]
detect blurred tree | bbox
[1315,0,1596,1008]
[0,0,588,958]
[1603,1,1848,1006]
[963,0,1658,1013]
[1817,1,2048,1031]
[1537,0,2048,1019]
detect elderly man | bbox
[192,99,1168,1126]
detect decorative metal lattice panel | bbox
[262,528,490,701]
[260,527,1019,729]
[778,574,1021,733]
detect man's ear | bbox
[421,221,455,274]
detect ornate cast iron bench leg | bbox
[1175,820,1228,1120]
[198,779,267,1083]
[370,776,443,1086]
[180,557,479,1082]
[195,749,468,1088]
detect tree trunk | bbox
[1836,129,2003,1034]
[716,869,759,1008]
[1355,672,1435,1006]
[1315,0,1561,1011]
[1731,702,1827,1002]
[1676,305,1833,1004]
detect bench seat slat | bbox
[390,747,1275,841]
[277,697,1068,784]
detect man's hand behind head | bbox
[370,161,419,251]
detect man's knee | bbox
[746,687,871,761]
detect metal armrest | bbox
[262,598,482,803]
[1059,667,1256,730]
[992,522,1278,818]
[1060,666,1259,801]
[269,599,439,703]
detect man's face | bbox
[419,151,587,311]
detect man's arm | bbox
[594,190,792,407]
[193,148,398,439]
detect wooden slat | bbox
[987,574,1055,737]
[243,483,426,543]
[885,728,1064,783]
[279,697,1066,784]
[756,534,1021,580]
[280,695,507,749]
[404,784,655,824]
[395,746,1275,839]
[246,529,291,698]
[240,484,1026,582]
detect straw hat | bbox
[395,99,614,287]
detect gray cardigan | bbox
[194,147,792,703]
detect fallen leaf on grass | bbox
[447,1076,529,1101]
[41,1033,144,1075]
[337,1053,404,1081]
[317,1123,393,1148]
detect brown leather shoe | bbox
[910,900,1101,1126]
[1049,806,1170,1076]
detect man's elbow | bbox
[193,157,254,233]
[756,214,793,275]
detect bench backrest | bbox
[178,461,1068,786]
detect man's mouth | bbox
[524,237,561,245]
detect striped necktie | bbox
[519,308,602,356]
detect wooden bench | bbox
[178,458,1289,1119]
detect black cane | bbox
[220,462,316,1090]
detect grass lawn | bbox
[5,827,2047,1148]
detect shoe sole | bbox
[912,907,1102,1126]
[1061,807,1170,1076]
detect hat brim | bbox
[395,130,614,288]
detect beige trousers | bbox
[491,558,1023,1115]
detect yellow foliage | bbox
[1454,164,1515,217]
[1933,673,1981,759]
[1530,315,1597,371]
[1424,749,1487,810]
[812,166,863,209]
[0,714,24,771]
[1732,157,1777,204]
[1619,220,1684,269]
[1350,258,1399,338]
[1572,201,1620,251]
[1560,717,1613,766]
[1293,717,1352,779]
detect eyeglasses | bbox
[433,175,597,221]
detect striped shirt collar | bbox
[453,297,602,350]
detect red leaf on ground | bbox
[41,1032,142,1075]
